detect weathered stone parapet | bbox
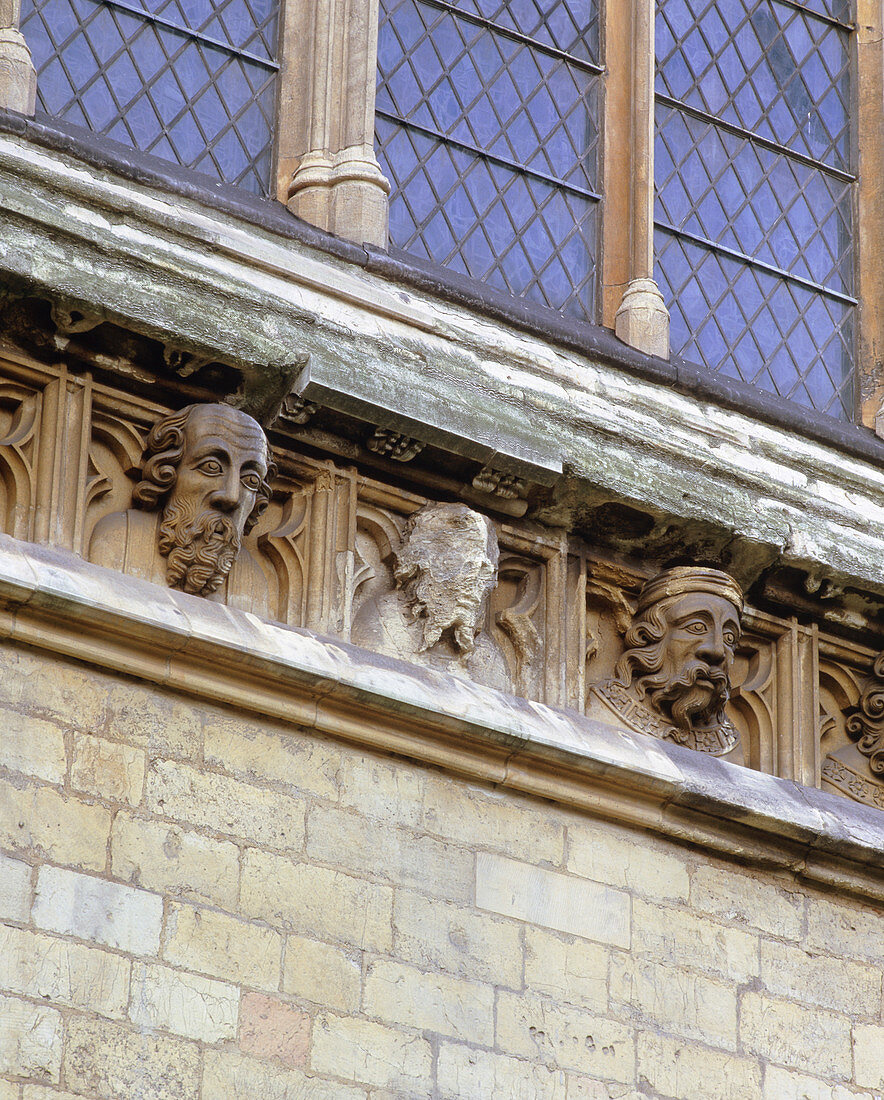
[1,534,882,901]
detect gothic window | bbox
[19,0,281,195]
[655,0,854,418]
[375,0,601,320]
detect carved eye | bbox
[198,459,223,476]
[241,472,262,491]
[723,629,738,647]
[684,620,707,635]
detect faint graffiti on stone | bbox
[352,501,509,689]
[823,650,884,809]
[89,403,275,609]
[587,566,744,760]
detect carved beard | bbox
[158,495,241,596]
[409,574,483,654]
[637,661,730,731]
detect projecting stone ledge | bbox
[1,533,882,903]
[4,115,884,600]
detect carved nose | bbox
[697,630,725,664]
[210,477,240,512]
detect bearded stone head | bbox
[614,567,743,732]
[393,502,499,655]
[132,403,275,596]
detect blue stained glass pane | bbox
[379,118,597,319]
[656,227,854,419]
[656,0,851,171]
[456,0,598,63]
[655,0,854,420]
[378,0,599,317]
[655,104,853,293]
[20,0,278,195]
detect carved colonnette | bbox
[0,343,878,804]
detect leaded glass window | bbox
[376,0,600,320]
[655,0,855,419]
[20,0,280,196]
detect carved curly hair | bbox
[132,404,275,534]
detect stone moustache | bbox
[90,403,275,598]
[588,566,744,761]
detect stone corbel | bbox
[0,0,36,116]
[279,393,320,427]
[281,0,389,246]
[367,427,425,462]
[472,467,528,501]
[613,0,669,359]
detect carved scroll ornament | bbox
[587,566,744,761]
[845,651,884,774]
[822,651,884,808]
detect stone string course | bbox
[1,642,883,1099]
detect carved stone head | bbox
[615,566,743,732]
[393,502,499,655]
[132,403,274,596]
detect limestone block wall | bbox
[1,640,883,1100]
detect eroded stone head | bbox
[393,502,499,655]
[133,403,275,596]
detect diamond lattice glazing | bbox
[656,104,852,293]
[20,0,279,195]
[656,228,854,419]
[656,0,851,170]
[377,0,599,320]
[655,0,854,420]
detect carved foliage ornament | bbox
[824,650,884,806]
[588,566,744,759]
[844,650,884,776]
[367,427,425,462]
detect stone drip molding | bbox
[1,533,882,903]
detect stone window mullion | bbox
[280,0,390,247]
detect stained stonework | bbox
[587,567,744,761]
[0,347,878,792]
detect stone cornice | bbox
[3,116,884,601]
[2,534,882,902]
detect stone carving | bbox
[823,651,884,808]
[7,357,883,786]
[367,427,425,462]
[89,403,275,610]
[163,345,213,378]
[279,394,320,426]
[587,566,744,760]
[352,501,508,689]
[50,302,103,335]
[472,466,528,500]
